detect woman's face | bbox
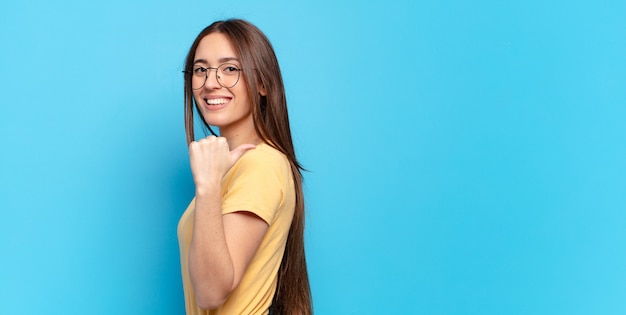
[192,32,254,133]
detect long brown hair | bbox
[183,19,312,315]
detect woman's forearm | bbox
[188,180,234,309]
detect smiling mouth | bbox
[206,98,230,105]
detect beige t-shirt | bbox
[178,143,295,315]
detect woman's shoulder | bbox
[227,142,292,183]
[242,142,285,160]
[237,142,289,168]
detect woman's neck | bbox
[219,126,262,149]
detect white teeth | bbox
[206,98,228,105]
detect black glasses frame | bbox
[182,63,243,89]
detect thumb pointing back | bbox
[230,143,257,163]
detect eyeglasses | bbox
[183,63,242,89]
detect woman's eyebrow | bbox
[219,57,240,63]
[193,57,240,65]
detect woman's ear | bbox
[256,75,267,96]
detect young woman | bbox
[177,19,312,315]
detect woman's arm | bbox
[187,136,265,309]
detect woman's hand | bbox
[188,136,256,190]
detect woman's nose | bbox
[204,69,221,89]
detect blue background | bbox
[1,0,625,314]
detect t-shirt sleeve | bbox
[221,148,285,224]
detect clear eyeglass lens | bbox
[191,67,207,90]
[217,63,240,88]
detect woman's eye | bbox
[193,67,207,74]
[222,66,239,74]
